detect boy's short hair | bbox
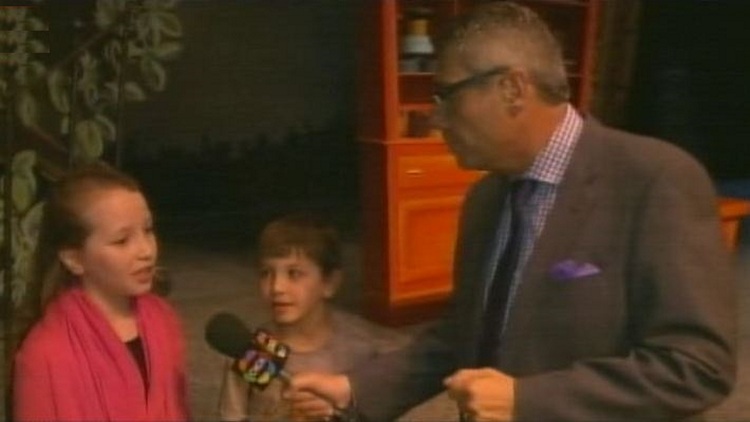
[256,213,342,275]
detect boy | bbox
[218,213,408,421]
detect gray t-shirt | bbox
[218,308,409,421]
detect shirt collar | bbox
[522,104,583,185]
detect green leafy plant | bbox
[47,0,184,162]
[1,4,49,309]
[1,0,183,310]
[0,152,43,307]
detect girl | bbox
[13,163,189,421]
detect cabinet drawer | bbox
[392,195,462,302]
[396,154,482,190]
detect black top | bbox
[125,336,149,394]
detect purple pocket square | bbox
[550,259,601,281]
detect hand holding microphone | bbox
[205,312,356,421]
[286,372,353,417]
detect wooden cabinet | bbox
[357,0,601,325]
[719,197,750,251]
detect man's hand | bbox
[284,389,335,422]
[283,372,352,421]
[444,368,515,421]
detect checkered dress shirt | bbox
[484,104,584,333]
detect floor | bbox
[160,230,750,421]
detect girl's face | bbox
[258,250,339,328]
[59,188,157,308]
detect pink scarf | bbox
[14,287,189,421]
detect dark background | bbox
[627,1,750,180]
[93,0,750,245]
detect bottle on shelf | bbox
[399,8,435,73]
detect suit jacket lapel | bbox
[500,119,603,368]
[454,174,510,367]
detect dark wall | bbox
[116,1,362,246]
[123,0,359,157]
[627,1,750,180]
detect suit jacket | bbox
[349,118,737,421]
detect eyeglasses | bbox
[432,66,509,106]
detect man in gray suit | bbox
[287,2,736,421]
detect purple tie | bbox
[477,179,536,366]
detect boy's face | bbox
[258,250,339,327]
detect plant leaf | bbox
[154,11,182,37]
[0,200,5,248]
[13,65,29,86]
[123,81,146,101]
[82,85,100,110]
[9,29,28,44]
[15,61,46,85]
[103,40,123,69]
[127,40,145,58]
[26,17,48,31]
[146,11,163,45]
[140,57,166,91]
[144,0,178,9]
[95,0,118,28]
[151,41,182,61]
[47,68,71,113]
[12,250,32,306]
[19,200,44,245]
[11,150,36,175]
[12,175,34,212]
[60,115,70,135]
[7,7,28,22]
[77,51,99,88]
[16,90,39,127]
[74,119,105,160]
[28,60,46,78]
[94,113,117,141]
[27,39,48,54]
[135,13,151,43]
[0,79,6,106]
[10,215,21,254]
[11,150,37,212]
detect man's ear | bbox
[323,269,343,299]
[498,69,528,105]
[58,249,84,276]
[495,70,529,116]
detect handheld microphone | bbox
[204,312,291,389]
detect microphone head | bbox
[204,312,254,359]
[204,312,292,389]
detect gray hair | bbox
[436,1,570,104]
